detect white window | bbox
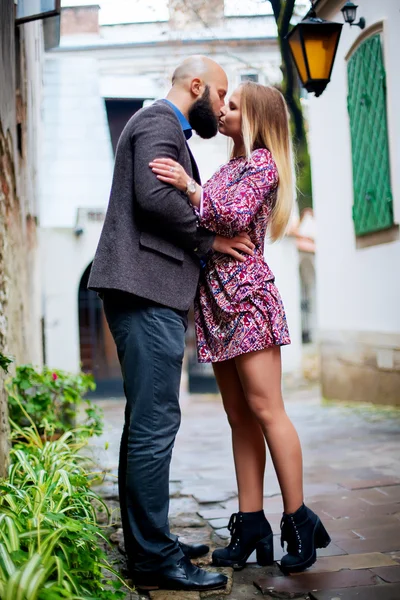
[240,73,259,83]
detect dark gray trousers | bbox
[103,291,186,572]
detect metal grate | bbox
[347,34,393,236]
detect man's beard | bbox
[188,85,219,139]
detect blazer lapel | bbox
[185,142,201,185]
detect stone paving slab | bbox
[356,486,400,505]
[299,552,397,574]
[254,569,378,595]
[170,514,206,528]
[325,515,400,532]
[370,566,400,583]
[191,490,238,504]
[335,533,400,555]
[197,509,231,520]
[208,518,230,530]
[199,567,233,597]
[309,583,400,600]
[149,591,200,599]
[340,477,400,490]
[91,386,400,599]
[349,523,400,540]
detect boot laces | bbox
[280,515,302,555]
[228,513,242,550]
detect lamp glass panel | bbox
[303,27,341,80]
[16,0,57,20]
[343,6,357,22]
[288,27,308,84]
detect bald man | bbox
[89,56,252,592]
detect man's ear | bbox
[190,77,203,97]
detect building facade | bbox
[0,2,55,473]
[308,0,400,404]
[40,1,305,394]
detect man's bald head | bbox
[166,55,227,139]
[172,55,227,89]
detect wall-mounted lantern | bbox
[286,7,343,97]
[341,2,366,29]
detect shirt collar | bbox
[163,99,192,140]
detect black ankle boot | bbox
[280,504,331,574]
[212,510,274,570]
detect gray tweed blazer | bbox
[88,100,215,311]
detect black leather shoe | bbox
[280,503,331,574]
[179,541,210,559]
[133,555,227,592]
[212,510,274,570]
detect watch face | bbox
[188,180,196,194]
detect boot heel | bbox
[256,533,274,566]
[315,520,331,549]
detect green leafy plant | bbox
[7,365,103,438]
[0,395,128,599]
[0,353,13,374]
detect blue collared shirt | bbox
[163,99,192,140]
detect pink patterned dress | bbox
[195,148,291,363]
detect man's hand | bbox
[212,232,255,262]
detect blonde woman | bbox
[150,82,330,574]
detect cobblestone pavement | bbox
[90,385,400,600]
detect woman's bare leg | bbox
[213,359,266,512]
[234,347,303,515]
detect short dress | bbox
[194,148,291,363]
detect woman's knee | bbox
[248,395,286,428]
[224,400,254,429]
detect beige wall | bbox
[309,0,400,404]
[0,3,44,474]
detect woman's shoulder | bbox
[248,147,275,169]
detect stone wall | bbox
[320,332,400,406]
[168,0,224,29]
[0,2,43,476]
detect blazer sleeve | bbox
[132,106,214,259]
[199,150,278,237]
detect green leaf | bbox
[0,353,13,374]
[16,552,43,600]
[0,542,16,578]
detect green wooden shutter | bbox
[347,34,393,236]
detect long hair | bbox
[235,82,295,241]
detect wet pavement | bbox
[90,385,400,599]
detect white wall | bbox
[40,53,114,372]
[40,54,114,228]
[265,237,302,376]
[308,0,400,337]
[41,223,103,372]
[40,31,303,377]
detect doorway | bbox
[78,263,123,397]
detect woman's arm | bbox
[200,151,278,237]
[149,157,202,207]
[149,158,256,260]
[150,150,278,238]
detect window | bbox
[15,0,61,25]
[240,73,259,83]
[347,34,393,236]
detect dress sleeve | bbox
[199,149,278,237]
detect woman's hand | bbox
[213,233,255,262]
[149,158,189,192]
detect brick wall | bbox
[0,2,43,476]
[61,5,100,36]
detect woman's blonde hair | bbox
[234,82,295,241]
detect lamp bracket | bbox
[351,17,366,29]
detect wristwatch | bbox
[185,178,197,196]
